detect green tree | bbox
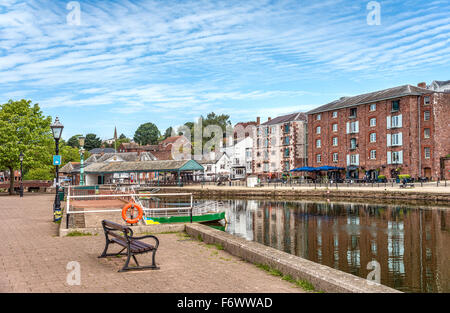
[133,122,160,145]
[0,99,53,194]
[61,145,90,164]
[67,134,82,148]
[84,133,102,151]
[178,112,232,154]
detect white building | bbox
[199,152,231,181]
[222,136,253,179]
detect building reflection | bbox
[224,200,450,293]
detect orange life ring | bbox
[121,202,143,224]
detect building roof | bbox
[88,148,116,154]
[261,112,307,125]
[307,84,432,115]
[151,150,174,160]
[119,142,158,151]
[160,136,184,145]
[198,152,227,164]
[95,152,141,163]
[429,80,450,92]
[84,159,203,174]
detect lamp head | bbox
[50,117,64,140]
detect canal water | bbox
[216,199,449,293]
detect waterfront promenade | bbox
[158,182,450,204]
[0,194,301,293]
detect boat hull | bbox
[144,211,225,224]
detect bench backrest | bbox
[102,220,134,239]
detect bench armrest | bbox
[131,235,159,249]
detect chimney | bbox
[417,82,427,89]
[268,117,271,121]
[256,116,260,125]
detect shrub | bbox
[23,167,54,180]
[377,175,386,179]
[398,174,411,180]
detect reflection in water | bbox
[221,200,450,293]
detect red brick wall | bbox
[432,93,450,179]
[307,93,449,180]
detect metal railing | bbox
[65,186,194,228]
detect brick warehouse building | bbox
[307,83,450,181]
[253,113,308,178]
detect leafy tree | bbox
[178,112,232,155]
[84,133,102,151]
[61,145,90,164]
[0,99,53,194]
[24,168,54,181]
[133,122,160,145]
[67,134,82,148]
[163,127,173,139]
[119,133,127,140]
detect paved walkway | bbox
[177,182,450,194]
[0,194,301,293]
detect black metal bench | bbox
[400,183,415,188]
[98,220,160,272]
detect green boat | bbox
[143,211,225,224]
[139,199,227,225]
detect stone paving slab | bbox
[0,194,303,293]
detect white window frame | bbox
[424,128,430,139]
[316,126,321,134]
[424,111,430,121]
[370,150,376,160]
[391,151,403,164]
[370,118,376,127]
[390,133,403,146]
[391,114,402,128]
[316,139,321,148]
[332,111,338,118]
[332,137,338,146]
[332,123,338,132]
[370,132,376,143]
[350,154,359,165]
[317,114,321,121]
[332,152,338,162]
[424,147,431,159]
[370,103,376,111]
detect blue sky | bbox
[1,0,449,140]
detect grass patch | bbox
[197,234,203,242]
[205,243,224,250]
[66,231,92,237]
[159,231,180,234]
[256,263,283,277]
[282,275,316,291]
[255,263,317,292]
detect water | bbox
[215,199,449,293]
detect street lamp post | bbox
[50,117,64,222]
[19,152,24,198]
[78,136,85,186]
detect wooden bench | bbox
[98,220,160,272]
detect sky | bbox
[1,0,449,140]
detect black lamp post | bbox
[50,117,64,222]
[19,152,24,197]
